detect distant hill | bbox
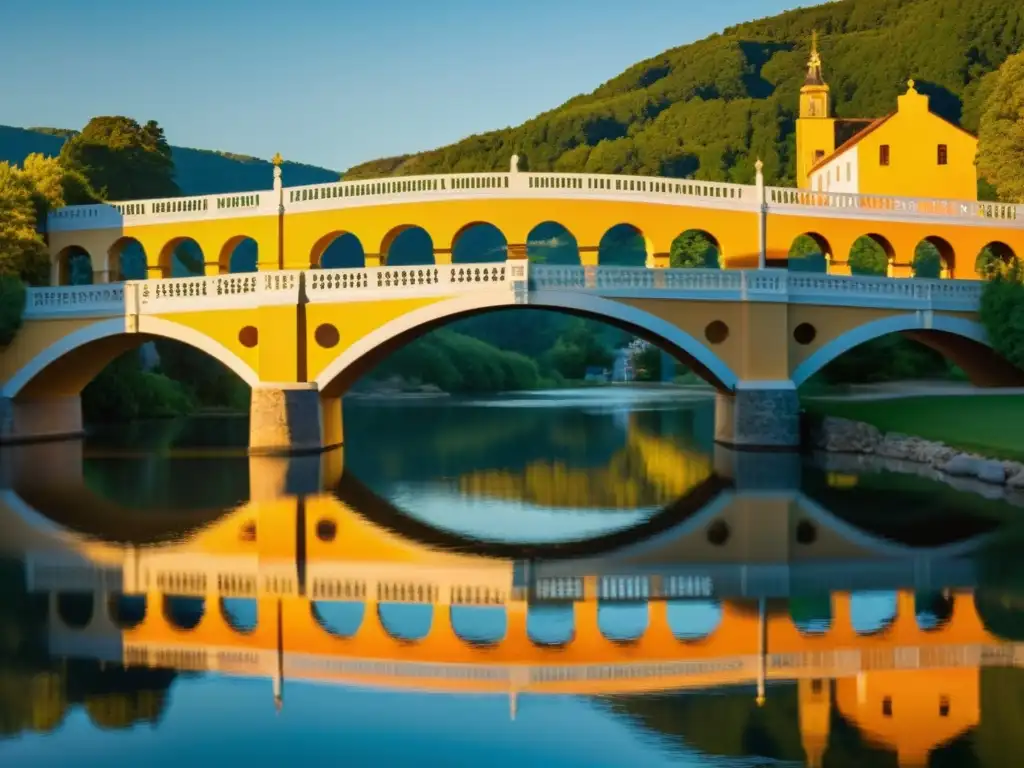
[0,124,339,197]
[343,0,1024,186]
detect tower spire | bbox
[806,30,824,86]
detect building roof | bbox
[809,113,896,173]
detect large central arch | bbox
[313,290,740,397]
[3,316,261,400]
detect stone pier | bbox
[0,395,84,445]
[249,383,340,455]
[714,384,800,450]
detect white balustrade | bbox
[24,283,126,318]
[21,264,984,320]
[767,186,1023,222]
[304,262,512,303]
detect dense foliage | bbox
[980,260,1024,371]
[978,49,1024,203]
[344,0,1024,197]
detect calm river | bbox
[1,387,1023,766]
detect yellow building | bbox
[796,34,979,201]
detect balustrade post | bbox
[756,159,767,270]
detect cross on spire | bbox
[805,30,825,86]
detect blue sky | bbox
[2,0,808,171]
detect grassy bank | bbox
[802,395,1024,462]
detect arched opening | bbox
[975,591,1024,641]
[599,223,648,267]
[220,236,258,274]
[527,603,574,646]
[789,595,831,635]
[452,222,507,264]
[977,241,1018,278]
[598,603,648,642]
[56,593,94,629]
[914,236,955,279]
[450,605,507,645]
[316,294,737,402]
[666,600,722,640]
[850,591,896,635]
[915,590,954,630]
[108,237,148,281]
[55,246,94,286]
[848,234,893,276]
[787,233,831,273]
[527,221,580,264]
[312,601,364,637]
[317,231,365,269]
[220,598,258,633]
[382,225,433,267]
[794,315,1024,390]
[377,603,432,641]
[670,230,721,269]
[108,594,147,629]
[162,596,205,630]
[158,237,205,278]
[7,317,259,437]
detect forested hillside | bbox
[0,124,337,196]
[344,0,1024,190]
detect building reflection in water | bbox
[0,439,1023,767]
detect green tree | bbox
[979,259,1024,370]
[978,50,1024,202]
[670,231,720,268]
[0,162,49,285]
[60,117,179,201]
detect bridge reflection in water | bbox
[2,438,1023,766]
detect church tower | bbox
[796,32,836,189]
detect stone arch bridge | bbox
[3,164,1022,451]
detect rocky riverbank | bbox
[810,416,1024,495]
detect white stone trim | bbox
[304,263,513,304]
[312,292,520,392]
[791,313,991,388]
[528,289,740,390]
[2,316,260,398]
[253,382,317,390]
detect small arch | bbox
[915,590,954,631]
[450,605,507,645]
[789,595,831,635]
[977,241,1017,278]
[850,591,896,635]
[848,234,893,276]
[666,600,722,640]
[670,229,721,268]
[914,236,955,278]
[599,223,649,267]
[55,246,94,286]
[381,225,433,267]
[451,222,508,264]
[108,237,147,281]
[220,598,258,633]
[158,236,205,278]
[56,593,94,628]
[598,603,648,642]
[108,594,146,629]
[787,233,831,273]
[312,601,364,637]
[378,603,432,641]
[315,231,365,269]
[220,236,259,274]
[527,604,574,646]
[527,221,580,264]
[163,596,205,631]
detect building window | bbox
[938,144,948,165]
[882,697,893,717]
[846,162,852,182]
[814,149,825,164]
[939,696,950,717]
[880,145,891,166]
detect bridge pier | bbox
[0,395,84,445]
[714,384,800,451]
[249,383,340,455]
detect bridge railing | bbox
[766,186,1023,222]
[21,264,984,319]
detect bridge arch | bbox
[915,235,955,278]
[108,237,147,281]
[54,245,94,285]
[977,240,1018,277]
[218,235,259,274]
[381,224,434,266]
[313,230,366,269]
[314,290,740,398]
[787,232,832,272]
[2,315,261,399]
[450,222,508,263]
[599,222,652,266]
[157,236,205,277]
[791,314,1024,389]
[526,221,580,264]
